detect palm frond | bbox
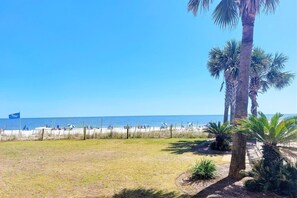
[204,121,232,135]
[251,47,271,77]
[238,113,297,145]
[207,47,230,78]
[261,0,279,13]
[271,53,288,70]
[272,72,295,89]
[259,80,269,93]
[212,0,239,28]
[188,0,213,15]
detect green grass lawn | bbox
[0,138,229,197]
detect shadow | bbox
[112,188,188,198]
[162,140,231,156]
[192,177,240,198]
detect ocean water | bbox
[0,115,224,130]
[0,114,294,130]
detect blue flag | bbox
[9,112,20,119]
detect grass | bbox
[0,138,228,197]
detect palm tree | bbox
[188,0,280,178]
[238,113,297,195]
[204,121,232,151]
[250,51,295,116]
[207,40,240,122]
[209,44,295,118]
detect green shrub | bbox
[245,179,263,192]
[245,160,297,197]
[278,163,297,197]
[191,159,216,180]
[210,138,231,151]
[204,122,232,151]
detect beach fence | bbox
[0,125,208,141]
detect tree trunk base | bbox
[228,132,247,179]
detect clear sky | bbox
[0,0,296,118]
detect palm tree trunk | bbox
[229,11,255,179]
[230,80,237,122]
[224,76,232,123]
[249,91,258,116]
[262,143,282,167]
[223,99,229,123]
[230,105,234,122]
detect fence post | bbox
[83,127,86,140]
[41,128,44,141]
[170,124,173,138]
[126,124,129,139]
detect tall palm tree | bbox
[207,40,240,122]
[208,42,294,121]
[188,0,280,178]
[250,51,295,116]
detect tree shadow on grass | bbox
[112,188,188,198]
[162,140,231,156]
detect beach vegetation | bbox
[237,112,297,196]
[0,128,209,142]
[191,159,217,180]
[90,130,208,139]
[204,122,232,151]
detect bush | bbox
[244,160,297,197]
[191,159,216,180]
[278,163,297,197]
[245,179,263,192]
[210,138,231,151]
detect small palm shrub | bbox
[245,161,297,197]
[191,159,216,180]
[238,113,297,197]
[238,113,297,165]
[204,122,232,151]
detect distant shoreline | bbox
[0,114,295,130]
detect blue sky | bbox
[0,0,296,118]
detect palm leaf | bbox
[261,0,279,13]
[272,72,295,89]
[188,0,213,15]
[271,53,288,70]
[212,0,239,28]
